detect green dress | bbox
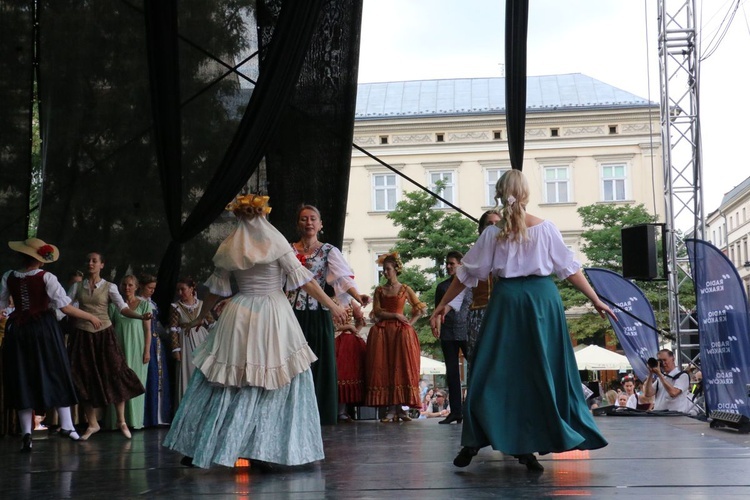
[105,300,152,429]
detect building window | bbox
[436,133,445,142]
[485,167,510,206]
[493,130,502,140]
[731,245,735,265]
[544,166,570,203]
[379,135,389,145]
[429,171,455,208]
[550,128,560,137]
[730,216,734,231]
[372,173,398,211]
[608,125,618,135]
[743,207,747,222]
[602,163,627,201]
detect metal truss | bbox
[658,0,704,368]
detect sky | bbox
[357,0,750,226]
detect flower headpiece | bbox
[377,251,403,274]
[225,194,272,218]
[506,195,517,206]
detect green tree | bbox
[387,187,477,277]
[384,187,478,357]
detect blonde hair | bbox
[494,169,529,242]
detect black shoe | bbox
[20,433,32,453]
[180,456,194,467]
[514,453,544,472]
[453,447,478,467]
[58,428,80,441]
[250,459,276,473]
[439,413,463,425]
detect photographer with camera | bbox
[643,349,690,413]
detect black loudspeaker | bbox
[621,224,659,280]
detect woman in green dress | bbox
[431,170,614,472]
[105,275,151,431]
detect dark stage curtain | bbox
[260,0,365,247]
[35,1,258,287]
[505,0,529,171]
[146,0,326,319]
[0,1,34,264]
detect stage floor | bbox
[2,414,750,498]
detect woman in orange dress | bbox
[364,253,425,422]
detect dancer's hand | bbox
[143,350,150,364]
[357,294,371,307]
[429,305,447,337]
[330,304,349,325]
[593,300,617,321]
[88,315,103,330]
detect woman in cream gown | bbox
[163,195,346,469]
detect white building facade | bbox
[343,75,665,294]
[706,176,750,301]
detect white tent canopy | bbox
[420,356,446,375]
[574,344,632,371]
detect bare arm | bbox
[59,304,102,330]
[430,277,466,333]
[301,280,348,325]
[565,270,616,321]
[142,314,151,364]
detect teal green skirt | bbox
[462,275,608,455]
[294,308,338,426]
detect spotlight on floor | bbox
[709,411,750,433]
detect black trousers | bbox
[440,339,468,416]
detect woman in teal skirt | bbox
[431,170,614,472]
[288,205,369,425]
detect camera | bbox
[647,357,659,368]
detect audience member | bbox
[643,349,689,413]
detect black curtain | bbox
[146,0,326,319]
[505,0,529,171]
[0,1,34,264]
[36,0,165,280]
[36,1,259,287]
[260,0,365,247]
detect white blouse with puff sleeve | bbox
[455,220,581,288]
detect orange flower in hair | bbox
[377,251,403,274]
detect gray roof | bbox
[720,175,750,207]
[355,73,653,120]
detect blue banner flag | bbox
[686,239,750,418]
[584,268,659,381]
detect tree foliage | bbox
[384,187,478,357]
[387,187,477,277]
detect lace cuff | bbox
[455,265,480,289]
[285,264,314,292]
[555,260,581,280]
[204,268,232,297]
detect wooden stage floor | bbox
[2,414,750,498]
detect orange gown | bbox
[364,285,425,407]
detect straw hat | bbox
[8,238,60,263]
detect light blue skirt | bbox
[163,368,324,468]
[462,275,608,455]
